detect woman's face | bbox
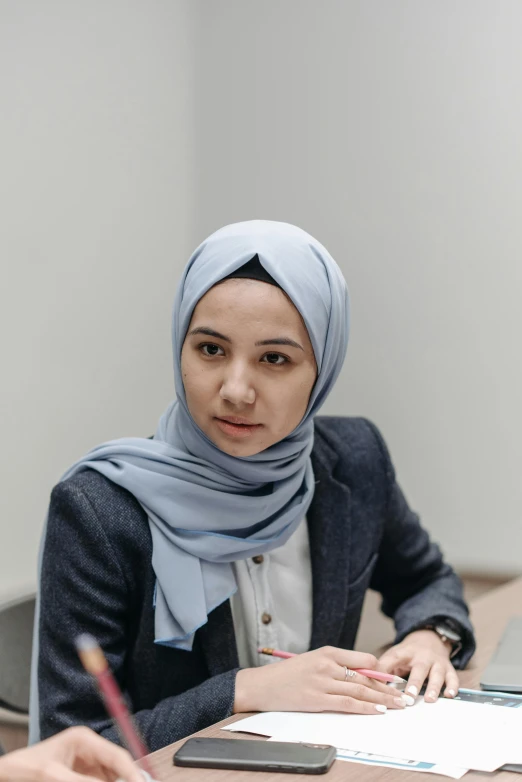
[181,279,318,457]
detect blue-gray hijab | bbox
[43,220,349,650]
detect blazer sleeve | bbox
[366,421,476,668]
[35,479,239,751]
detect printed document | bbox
[225,698,522,772]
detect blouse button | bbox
[252,555,264,564]
[261,612,272,625]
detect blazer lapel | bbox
[308,431,352,650]
[198,599,239,676]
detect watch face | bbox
[435,624,461,643]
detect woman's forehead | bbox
[190,279,308,334]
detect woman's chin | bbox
[205,427,268,457]
[216,437,266,458]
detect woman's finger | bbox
[40,762,104,782]
[324,646,381,673]
[326,693,391,715]
[423,662,446,702]
[377,649,411,678]
[70,728,145,782]
[377,648,399,669]
[404,661,431,700]
[330,665,395,697]
[443,666,460,699]
[328,680,410,710]
[333,666,414,706]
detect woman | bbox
[30,221,475,751]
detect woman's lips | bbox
[214,417,263,439]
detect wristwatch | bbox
[422,619,463,659]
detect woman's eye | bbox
[262,353,288,365]
[200,343,224,357]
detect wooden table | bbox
[146,578,522,782]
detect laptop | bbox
[481,616,522,693]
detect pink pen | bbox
[258,647,406,685]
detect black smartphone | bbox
[173,737,337,774]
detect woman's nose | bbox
[219,365,256,406]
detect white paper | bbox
[225,698,522,772]
[266,736,468,778]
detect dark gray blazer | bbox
[34,417,475,752]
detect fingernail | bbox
[375,704,387,713]
[427,690,437,701]
[402,694,415,706]
[406,685,418,697]
[446,689,456,697]
[394,697,406,708]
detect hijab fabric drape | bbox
[40,220,350,650]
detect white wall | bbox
[2,0,521,601]
[192,0,522,574]
[0,1,195,600]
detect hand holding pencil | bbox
[258,647,407,686]
[76,634,156,780]
[234,645,415,716]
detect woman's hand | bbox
[234,646,414,715]
[378,629,459,702]
[0,726,145,782]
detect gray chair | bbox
[0,593,35,716]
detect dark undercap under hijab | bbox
[223,254,281,288]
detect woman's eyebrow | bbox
[188,327,304,352]
[188,327,231,342]
[255,338,304,351]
